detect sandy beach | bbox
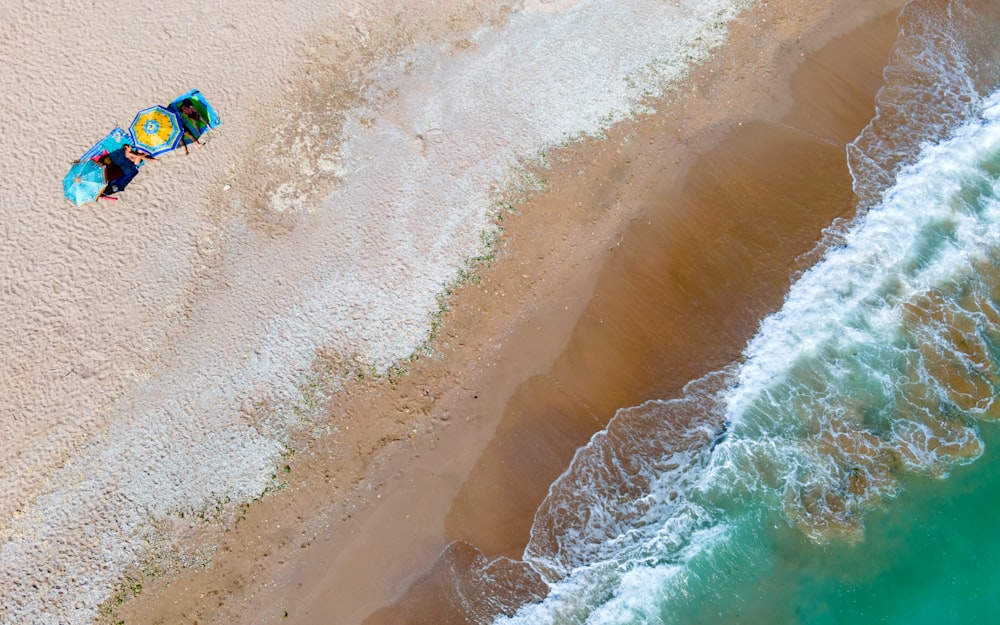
[0,0,908,623]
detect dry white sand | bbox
[1,0,754,622]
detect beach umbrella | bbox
[63,159,107,206]
[129,105,182,156]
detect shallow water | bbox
[650,423,1000,625]
[497,1,1000,623]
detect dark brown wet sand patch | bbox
[441,123,860,559]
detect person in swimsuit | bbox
[99,144,157,198]
[176,99,209,154]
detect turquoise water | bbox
[497,2,1000,623]
[789,424,1000,625]
[659,424,1000,625]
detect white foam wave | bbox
[733,89,1000,419]
[847,0,1000,207]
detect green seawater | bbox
[666,424,1000,624]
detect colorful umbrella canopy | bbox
[63,159,107,206]
[129,105,182,156]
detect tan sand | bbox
[3,4,535,619]
[96,1,909,625]
[1,1,814,623]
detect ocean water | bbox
[499,1,1000,623]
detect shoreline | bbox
[365,3,909,622]
[108,1,906,624]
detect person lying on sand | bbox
[177,99,209,155]
[98,144,157,199]
[124,144,157,166]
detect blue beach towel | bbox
[80,126,131,162]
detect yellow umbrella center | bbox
[138,111,174,144]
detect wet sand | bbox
[110,1,905,624]
[441,4,905,562]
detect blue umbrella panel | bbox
[63,159,107,206]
